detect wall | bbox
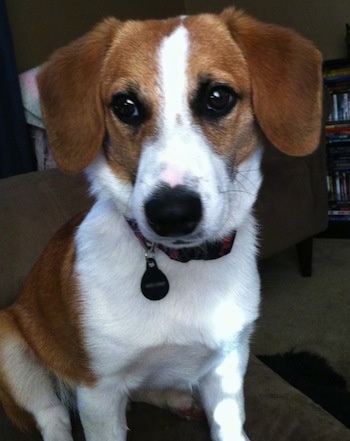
[184,0,350,60]
[5,0,350,72]
[5,0,186,72]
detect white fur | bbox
[72,24,263,441]
[160,25,189,130]
[0,340,73,441]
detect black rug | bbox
[257,351,350,428]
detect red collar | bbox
[127,219,236,263]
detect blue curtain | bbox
[0,0,35,178]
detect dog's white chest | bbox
[74,200,259,386]
[116,342,219,390]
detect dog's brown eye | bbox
[111,93,146,126]
[193,83,238,120]
[208,88,232,111]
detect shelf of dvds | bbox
[323,58,350,237]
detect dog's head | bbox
[38,8,322,247]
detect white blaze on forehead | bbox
[156,25,191,187]
[158,25,190,129]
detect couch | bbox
[256,139,328,275]
[0,145,344,440]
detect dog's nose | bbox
[145,185,202,237]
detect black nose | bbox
[145,185,202,237]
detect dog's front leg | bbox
[199,344,250,441]
[77,379,129,441]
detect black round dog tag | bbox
[141,258,169,301]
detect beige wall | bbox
[6,0,350,72]
[5,0,186,72]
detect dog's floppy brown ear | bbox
[37,18,120,173]
[222,8,322,156]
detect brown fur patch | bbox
[38,18,122,173]
[3,213,95,387]
[100,18,181,181]
[221,7,322,156]
[184,14,258,166]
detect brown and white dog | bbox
[0,7,321,441]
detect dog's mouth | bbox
[172,238,193,245]
[127,218,236,263]
[127,218,204,249]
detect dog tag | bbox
[141,257,169,301]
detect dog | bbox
[0,7,322,441]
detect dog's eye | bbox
[207,87,233,111]
[194,84,238,119]
[110,93,145,126]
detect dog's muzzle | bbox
[145,184,202,237]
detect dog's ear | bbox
[222,8,322,156]
[37,18,120,173]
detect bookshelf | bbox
[323,58,350,238]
